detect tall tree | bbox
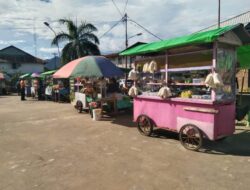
[52,19,100,64]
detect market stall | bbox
[236,45,250,122]
[53,56,131,117]
[40,70,57,100]
[120,24,250,150]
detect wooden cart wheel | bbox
[76,101,83,113]
[179,124,203,151]
[137,115,153,136]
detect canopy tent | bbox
[40,70,57,77]
[120,24,250,56]
[19,73,31,79]
[31,72,40,78]
[237,45,250,69]
[53,56,123,78]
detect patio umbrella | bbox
[53,56,123,78]
[19,73,31,79]
[40,70,57,77]
[31,72,40,78]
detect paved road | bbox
[0,95,250,190]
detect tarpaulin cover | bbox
[120,24,249,56]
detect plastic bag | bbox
[158,87,172,99]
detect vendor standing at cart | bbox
[81,82,95,96]
[81,82,95,106]
[106,78,120,114]
[107,78,120,97]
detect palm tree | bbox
[51,19,100,64]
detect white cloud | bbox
[39,47,62,53]
[0,40,25,45]
[0,0,249,58]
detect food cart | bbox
[53,56,131,115]
[74,81,94,113]
[120,24,250,150]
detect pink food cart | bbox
[121,24,250,150]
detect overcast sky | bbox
[0,0,249,59]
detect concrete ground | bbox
[0,95,250,190]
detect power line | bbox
[1,17,119,25]
[111,0,123,17]
[99,19,123,39]
[0,26,60,30]
[1,17,57,22]
[128,18,163,41]
[123,0,129,15]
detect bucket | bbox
[92,109,102,121]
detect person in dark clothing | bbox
[16,80,21,95]
[107,78,120,94]
[37,79,43,100]
[20,80,26,101]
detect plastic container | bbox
[92,109,102,121]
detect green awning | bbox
[237,45,250,69]
[40,70,57,76]
[19,73,31,79]
[120,24,250,56]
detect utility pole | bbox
[124,13,128,82]
[125,13,128,69]
[218,0,221,28]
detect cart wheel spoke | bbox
[179,124,203,151]
[137,115,153,136]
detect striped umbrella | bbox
[53,56,123,78]
[31,72,40,78]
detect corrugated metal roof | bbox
[0,45,44,64]
[121,24,250,56]
[199,10,250,32]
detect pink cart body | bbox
[134,96,235,140]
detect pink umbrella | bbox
[53,56,123,78]
[31,72,40,78]
[53,58,81,78]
